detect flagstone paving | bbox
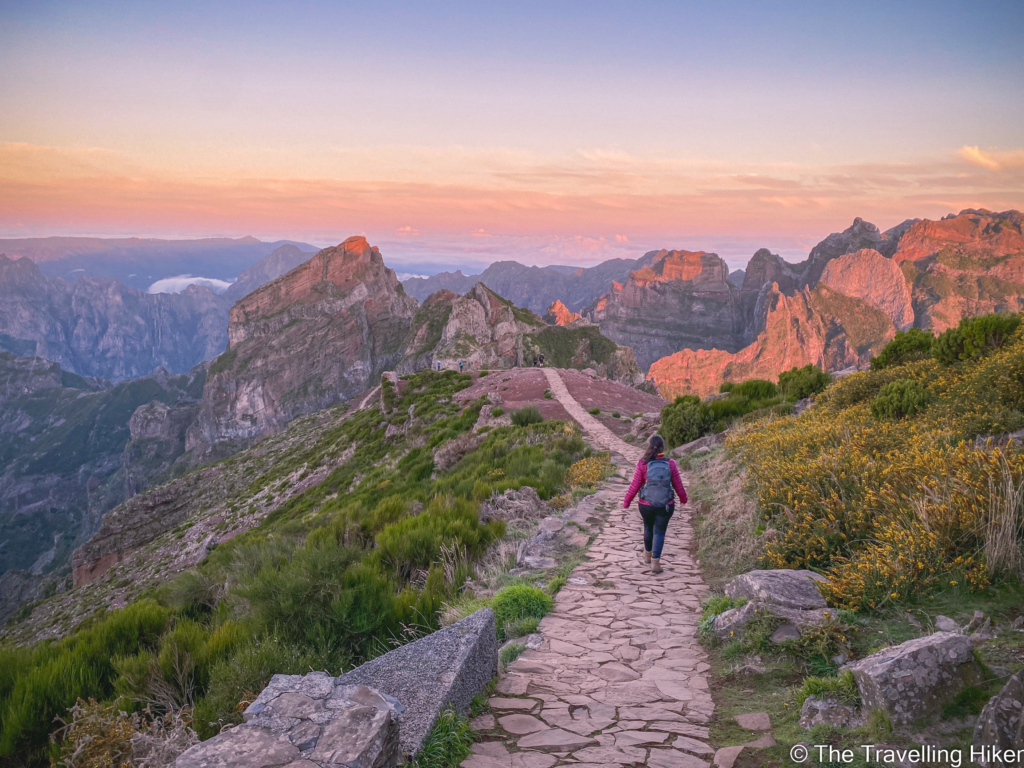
[464,370,714,768]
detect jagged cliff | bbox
[0,255,230,381]
[187,237,419,453]
[592,249,743,370]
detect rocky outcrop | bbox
[592,250,743,370]
[974,670,1024,765]
[545,300,582,326]
[222,243,314,303]
[188,237,418,451]
[724,569,828,610]
[799,217,908,287]
[845,633,982,725]
[398,284,644,388]
[0,255,230,382]
[799,696,861,729]
[819,249,914,330]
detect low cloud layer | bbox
[148,275,233,294]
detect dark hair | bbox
[642,434,666,464]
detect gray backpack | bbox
[640,458,674,507]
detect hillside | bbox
[0,354,205,623]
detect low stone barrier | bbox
[173,608,498,767]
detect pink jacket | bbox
[623,455,687,509]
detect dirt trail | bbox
[465,369,716,768]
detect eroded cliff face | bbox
[188,237,419,452]
[545,300,582,326]
[0,255,230,381]
[592,250,743,370]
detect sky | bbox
[2,0,1023,271]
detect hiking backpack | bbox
[640,458,674,507]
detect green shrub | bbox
[491,585,553,640]
[871,328,934,370]
[870,379,930,420]
[510,406,543,426]
[733,379,778,400]
[491,407,504,417]
[500,643,526,667]
[587,407,600,415]
[504,616,539,639]
[933,313,1021,365]
[719,382,736,393]
[543,389,553,399]
[778,364,831,401]
[660,397,715,448]
[697,595,747,638]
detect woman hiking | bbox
[622,434,687,574]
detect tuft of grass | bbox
[412,707,475,768]
[492,584,552,640]
[510,406,543,427]
[587,407,600,415]
[796,669,859,706]
[500,643,526,667]
[504,616,539,639]
[941,684,996,719]
[698,595,748,639]
[491,407,504,417]
[543,389,553,400]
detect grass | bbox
[797,669,859,706]
[500,643,526,667]
[411,708,475,768]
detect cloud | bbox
[148,275,233,294]
[958,145,1024,171]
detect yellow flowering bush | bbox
[730,325,1024,610]
[565,453,612,489]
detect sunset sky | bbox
[2,0,1023,269]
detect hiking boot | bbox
[644,550,652,564]
[651,558,663,574]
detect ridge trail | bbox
[466,369,715,768]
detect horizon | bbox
[2,1,1023,272]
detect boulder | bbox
[974,670,1024,765]
[935,615,959,632]
[724,569,828,610]
[844,632,982,725]
[335,608,498,757]
[176,676,400,768]
[799,695,861,729]
[711,600,834,642]
[670,432,724,459]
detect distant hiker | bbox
[539,354,545,367]
[437,362,441,372]
[622,434,687,574]
[533,356,538,367]
[459,360,464,372]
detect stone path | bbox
[541,369,642,464]
[465,370,715,768]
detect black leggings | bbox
[639,505,674,559]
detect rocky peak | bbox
[189,239,418,451]
[818,248,914,330]
[222,243,312,303]
[545,300,582,326]
[742,248,801,295]
[630,249,731,287]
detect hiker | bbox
[436,362,441,372]
[533,356,538,367]
[622,434,687,574]
[539,354,545,367]
[459,360,464,373]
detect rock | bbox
[335,608,498,757]
[770,624,801,644]
[670,432,724,459]
[713,746,744,768]
[799,695,861,729]
[1014,616,1023,630]
[819,248,915,330]
[734,663,766,676]
[516,728,597,750]
[629,412,662,442]
[479,486,549,523]
[734,712,771,731]
[724,569,828,610]
[545,300,582,326]
[972,617,995,641]
[711,600,833,642]
[845,632,982,725]
[974,670,1024,765]
[935,615,959,633]
[538,517,564,533]
[744,734,777,748]
[177,678,400,768]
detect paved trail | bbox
[464,370,715,768]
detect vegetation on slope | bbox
[0,370,595,765]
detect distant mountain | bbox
[647,209,1024,396]
[222,243,315,303]
[0,236,317,292]
[0,354,204,623]
[402,255,657,314]
[0,255,230,381]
